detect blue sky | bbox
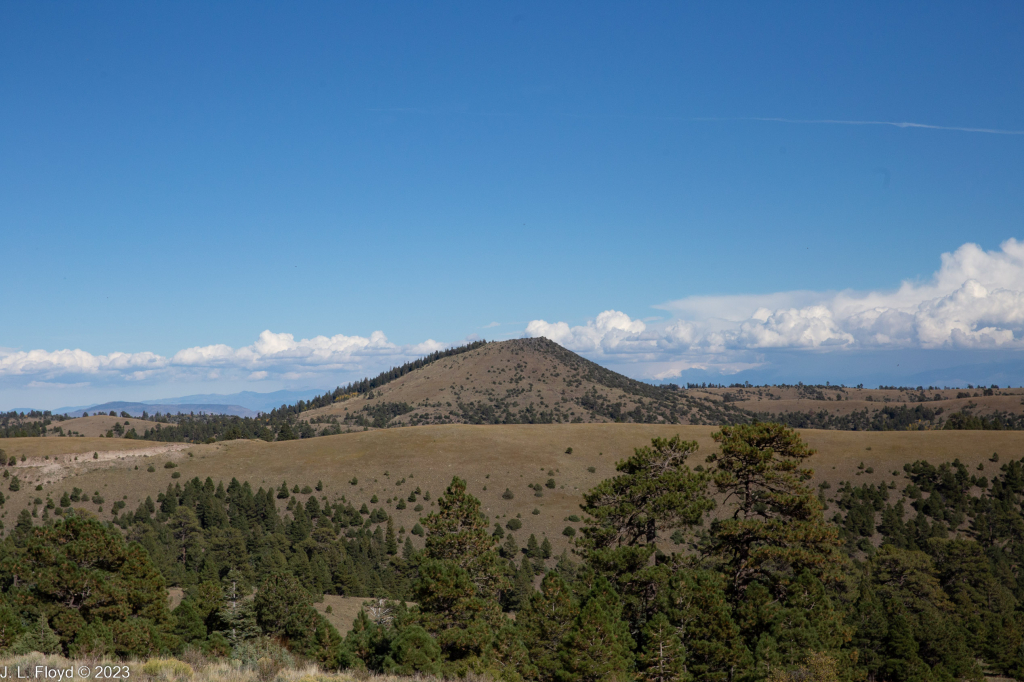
[2,2,1023,409]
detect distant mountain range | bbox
[50,388,326,418]
[61,401,258,418]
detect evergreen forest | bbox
[1,424,1024,680]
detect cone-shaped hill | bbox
[300,337,752,428]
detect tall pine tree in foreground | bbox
[413,476,508,676]
[578,435,713,633]
[701,423,851,676]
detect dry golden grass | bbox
[47,415,166,438]
[0,435,161,460]
[0,652,447,682]
[299,338,739,427]
[696,385,1024,420]
[8,424,1024,559]
[314,595,372,635]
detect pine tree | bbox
[638,613,688,682]
[517,572,579,681]
[579,435,714,633]
[501,533,519,559]
[667,569,749,680]
[16,515,173,656]
[504,556,535,612]
[172,598,207,644]
[386,624,443,675]
[558,577,635,682]
[414,559,503,673]
[386,517,398,556]
[0,602,24,650]
[10,615,62,655]
[704,424,844,595]
[526,534,541,559]
[422,476,508,599]
[701,425,849,674]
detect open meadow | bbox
[2,423,1021,558]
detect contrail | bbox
[695,116,1024,135]
[368,107,1024,135]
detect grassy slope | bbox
[301,338,748,427]
[27,415,167,438]
[697,385,1024,420]
[4,424,1022,559]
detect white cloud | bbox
[526,239,1024,378]
[26,381,90,389]
[6,240,1024,391]
[0,329,449,387]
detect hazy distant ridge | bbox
[61,401,257,418]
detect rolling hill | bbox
[2,423,1022,563]
[693,383,1024,429]
[300,337,752,428]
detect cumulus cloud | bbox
[0,329,448,387]
[7,240,1024,391]
[526,239,1024,378]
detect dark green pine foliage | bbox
[578,435,714,636]
[859,544,980,681]
[661,569,749,681]
[384,624,443,676]
[637,613,688,682]
[415,476,509,676]
[702,424,850,674]
[253,572,344,668]
[10,615,62,655]
[2,515,173,657]
[558,577,635,682]
[517,572,579,682]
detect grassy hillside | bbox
[5,423,1022,559]
[696,384,1024,428]
[301,337,750,428]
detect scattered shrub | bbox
[140,658,194,680]
[562,526,576,537]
